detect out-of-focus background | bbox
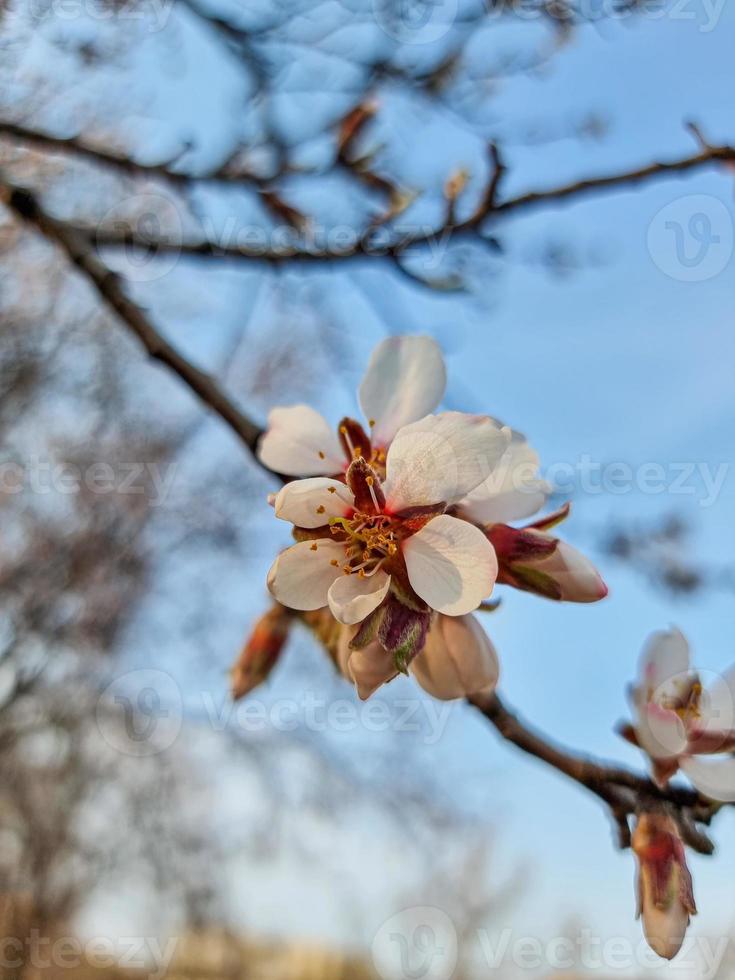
[1,0,734,977]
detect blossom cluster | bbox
[230,334,733,963]
[260,335,606,699]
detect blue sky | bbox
[24,0,735,971]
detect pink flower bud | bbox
[231,606,292,700]
[632,813,696,960]
[487,524,608,603]
[410,614,499,700]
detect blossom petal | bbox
[636,703,688,760]
[638,627,692,695]
[457,433,550,525]
[358,335,446,448]
[258,405,344,476]
[411,613,499,700]
[680,756,735,803]
[337,627,398,700]
[384,412,510,512]
[267,539,343,610]
[273,478,354,529]
[327,571,391,626]
[403,514,497,616]
[700,663,735,733]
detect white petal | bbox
[680,756,735,802]
[700,663,735,732]
[457,433,550,525]
[635,704,688,760]
[337,628,397,700]
[383,412,510,512]
[327,571,391,626]
[273,478,354,529]
[358,335,446,448]
[638,627,692,695]
[403,514,497,616]
[411,613,499,700]
[258,405,344,476]
[267,539,343,610]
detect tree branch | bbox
[468,690,722,853]
[82,141,735,267]
[1,179,266,461]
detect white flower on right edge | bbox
[619,627,735,801]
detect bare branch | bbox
[80,141,735,271]
[1,179,266,461]
[468,690,724,854]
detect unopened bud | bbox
[231,606,292,700]
[488,524,607,603]
[632,812,696,960]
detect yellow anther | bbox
[339,425,347,435]
[327,486,336,494]
[318,451,325,459]
[358,569,366,578]
[330,559,339,567]
[369,419,375,427]
[366,476,374,486]
[316,505,326,514]
[310,543,318,551]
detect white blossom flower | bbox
[258,334,447,476]
[267,413,509,625]
[621,628,735,800]
[632,812,696,961]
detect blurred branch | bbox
[1,179,266,461]
[80,140,735,271]
[468,690,723,854]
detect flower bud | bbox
[487,524,607,603]
[230,606,292,700]
[410,614,499,700]
[632,813,696,960]
[337,625,397,700]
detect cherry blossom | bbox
[267,413,508,629]
[620,628,735,800]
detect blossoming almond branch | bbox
[231,335,735,962]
